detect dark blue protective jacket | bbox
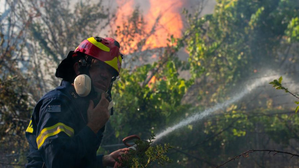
[25,81,105,168]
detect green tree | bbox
[156,0,299,167]
[110,60,193,140]
[185,0,299,103]
[0,2,34,165]
[0,76,32,166]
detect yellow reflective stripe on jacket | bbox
[36,122,74,149]
[87,37,110,52]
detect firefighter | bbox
[25,37,128,168]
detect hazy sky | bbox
[0,0,216,17]
[115,0,216,15]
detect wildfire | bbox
[115,0,135,21]
[115,0,185,54]
[148,75,157,89]
[145,0,184,48]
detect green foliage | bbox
[269,77,288,92]
[165,0,299,166]
[296,102,299,113]
[185,0,299,89]
[285,17,299,43]
[118,135,172,167]
[109,1,299,166]
[111,61,194,139]
[0,76,32,164]
[270,76,299,112]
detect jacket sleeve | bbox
[36,96,105,168]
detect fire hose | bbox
[113,135,150,168]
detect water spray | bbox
[153,76,280,143]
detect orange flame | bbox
[148,75,157,89]
[145,0,184,48]
[115,0,185,54]
[115,0,135,20]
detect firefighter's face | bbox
[89,60,116,92]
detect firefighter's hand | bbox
[87,93,110,134]
[103,148,129,167]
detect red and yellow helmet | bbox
[74,37,122,75]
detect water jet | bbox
[153,76,280,143]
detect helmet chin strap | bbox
[107,79,115,115]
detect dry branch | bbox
[216,149,299,168]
